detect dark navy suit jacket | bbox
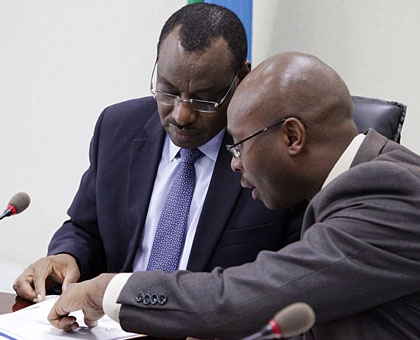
[48,97,306,280]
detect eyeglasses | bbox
[226,118,286,158]
[150,60,238,113]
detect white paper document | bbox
[0,295,144,340]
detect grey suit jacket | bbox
[116,129,420,339]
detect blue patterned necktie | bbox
[146,148,202,273]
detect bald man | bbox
[48,52,420,339]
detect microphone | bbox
[241,302,315,340]
[0,192,31,221]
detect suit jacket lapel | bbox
[122,111,165,271]
[351,129,388,168]
[187,131,243,271]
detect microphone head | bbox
[273,302,315,338]
[8,192,31,214]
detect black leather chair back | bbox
[352,96,406,143]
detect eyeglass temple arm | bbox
[227,118,286,149]
[150,59,158,93]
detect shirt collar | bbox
[168,128,226,162]
[322,133,366,189]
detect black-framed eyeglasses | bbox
[150,59,238,113]
[226,118,286,158]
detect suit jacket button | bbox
[151,294,159,305]
[135,293,144,303]
[143,294,151,305]
[158,295,168,305]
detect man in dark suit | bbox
[13,4,304,303]
[48,52,420,339]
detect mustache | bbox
[168,121,194,130]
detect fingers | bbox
[49,314,79,332]
[54,254,81,293]
[14,254,81,304]
[32,262,50,302]
[13,267,37,302]
[48,284,80,331]
[62,265,81,293]
[84,317,98,328]
[48,278,104,331]
[14,258,53,303]
[48,311,99,331]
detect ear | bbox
[283,118,306,156]
[238,61,251,82]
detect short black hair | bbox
[157,3,247,71]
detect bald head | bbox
[230,52,354,133]
[227,52,359,209]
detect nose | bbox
[231,156,243,173]
[172,101,198,126]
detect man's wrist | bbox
[102,273,132,322]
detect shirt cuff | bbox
[103,273,132,322]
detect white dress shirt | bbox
[322,133,365,189]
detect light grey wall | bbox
[2,0,419,290]
[0,0,184,289]
[253,0,420,153]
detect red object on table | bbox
[0,292,32,315]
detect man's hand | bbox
[13,254,80,302]
[48,273,116,331]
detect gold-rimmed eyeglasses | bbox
[150,60,238,113]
